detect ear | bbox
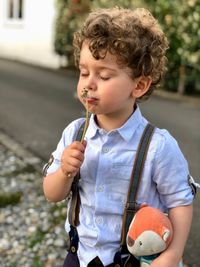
[132,76,152,98]
[162,227,171,242]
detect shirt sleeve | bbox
[44,118,85,176]
[152,129,194,209]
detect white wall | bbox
[0,0,61,68]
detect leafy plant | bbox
[54,0,200,94]
[54,0,90,66]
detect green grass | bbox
[3,164,37,177]
[28,228,47,248]
[0,191,22,207]
[31,256,43,267]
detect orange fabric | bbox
[128,207,173,246]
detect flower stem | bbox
[81,90,89,143]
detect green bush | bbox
[54,0,200,94]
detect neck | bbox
[95,108,135,131]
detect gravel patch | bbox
[0,140,69,267]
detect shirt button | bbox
[95,217,103,225]
[97,185,104,192]
[102,147,109,153]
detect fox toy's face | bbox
[127,229,170,256]
[126,207,173,257]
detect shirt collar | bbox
[85,106,144,142]
[117,106,143,142]
[85,115,99,139]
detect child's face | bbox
[77,42,138,122]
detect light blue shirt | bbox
[47,106,194,267]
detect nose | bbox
[85,74,97,91]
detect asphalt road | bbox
[0,59,199,266]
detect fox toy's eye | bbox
[139,241,142,246]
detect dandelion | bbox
[81,88,90,143]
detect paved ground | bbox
[0,58,199,168]
[0,58,199,266]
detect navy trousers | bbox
[63,226,139,267]
[63,251,80,267]
[63,252,139,267]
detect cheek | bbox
[102,85,128,103]
[101,89,119,105]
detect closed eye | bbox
[100,76,110,81]
[80,72,89,77]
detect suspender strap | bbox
[68,121,86,227]
[69,225,79,253]
[120,123,155,246]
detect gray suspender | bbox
[121,123,155,246]
[68,122,86,227]
[68,122,155,247]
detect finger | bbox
[82,140,87,147]
[70,150,85,162]
[61,157,80,173]
[65,157,82,169]
[71,141,86,153]
[61,148,84,164]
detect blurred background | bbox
[0,0,199,267]
[0,0,199,95]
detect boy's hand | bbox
[61,141,86,179]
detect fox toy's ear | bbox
[162,228,171,242]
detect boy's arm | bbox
[43,141,86,202]
[150,204,193,267]
[43,168,74,202]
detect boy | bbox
[43,7,195,267]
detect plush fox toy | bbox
[127,206,173,267]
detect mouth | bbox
[81,89,98,105]
[82,93,98,103]
[86,97,98,104]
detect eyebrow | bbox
[79,63,116,72]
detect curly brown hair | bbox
[73,7,169,101]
